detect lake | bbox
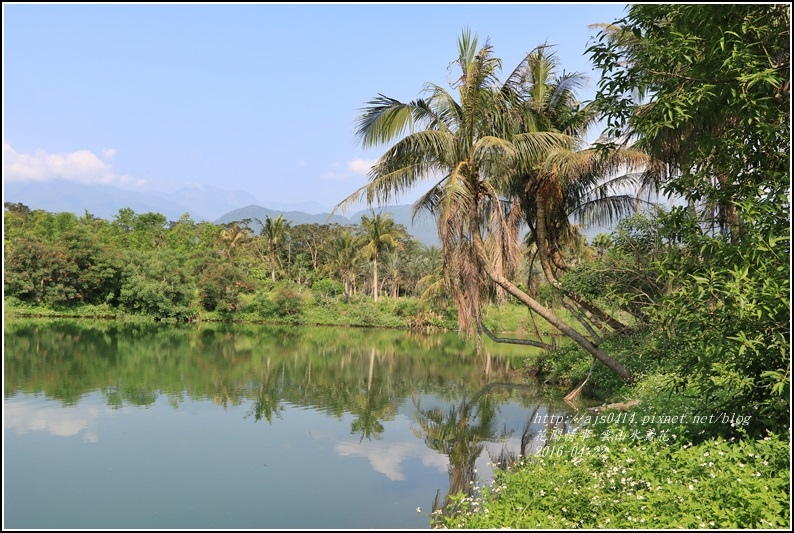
[3,319,575,529]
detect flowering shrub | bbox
[434,431,790,529]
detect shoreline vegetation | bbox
[4,4,790,529]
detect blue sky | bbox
[3,2,630,213]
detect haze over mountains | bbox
[3,180,442,246]
[4,180,617,246]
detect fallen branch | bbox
[478,321,555,350]
[564,356,596,403]
[587,399,641,413]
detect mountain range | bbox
[3,180,442,246]
[4,180,615,246]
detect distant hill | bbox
[214,205,350,228]
[3,179,613,247]
[215,204,441,247]
[2,179,442,246]
[3,180,329,222]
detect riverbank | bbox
[431,330,792,529]
[5,306,789,529]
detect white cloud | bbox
[335,439,447,481]
[5,400,99,443]
[317,158,376,182]
[2,142,146,187]
[348,158,375,175]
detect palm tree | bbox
[592,233,612,258]
[411,391,507,523]
[497,44,657,334]
[349,349,399,442]
[259,215,290,282]
[357,211,402,302]
[325,229,362,298]
[381,250,404,298]
[219,222,249,267]
[336,29,633,381]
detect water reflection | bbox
[409,383,576,525]
[4,319,574,529]
[5,398,100,442]
[412,391,498,519]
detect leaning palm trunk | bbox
[472,226,633,382]
[536,197,628,333]
[560,297,602,344]
[478,320,555,350]
[337,30,635,384]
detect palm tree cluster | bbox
[221,214,442,302]
[338,29,658,382]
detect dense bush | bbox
[255,282,306,322]
[649,201,790,439]
[118,250,195,319]
[4,234,124,308]
[194,258,253,314]
[435,431,790,529]
[311,278,344,303]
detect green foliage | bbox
[60,229,125,306]
[579,3,791,440]
[272,284,305,318]
[108,208,169,250]
[591,5,789,187]
[560,208,674,321]
[611,207,666,262]
[311,278,344,303]
[4,238,81,306]
[256,283,306,322]
[165,213,200,253]
[650,202,790,438]
[194,257,254,314]
[4,201,459,324]
[435,431,790,529]
[347,296,380,327]
[534,282,557,308]
[559,202,789,437]
[391,297,419,318]
[118,250,196,319]
[4,233,123,308]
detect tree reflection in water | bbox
[349,348,398,442]
[412,384,572,526]
[247,357,284,424]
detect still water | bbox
[4,319,575,529]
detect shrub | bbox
[311,278,344,303]
[118,250,195,319]
[435,431,790,529]
[194,259,253,314]
[273,284,305,318]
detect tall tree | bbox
[219,222,249,268]
[588,4,790,435]
[337,29,633,381]
[326,229,362,298]
[357,212,402,302]
[259,215,291,282]
[496,44,657,333]
[588,4,789,241]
